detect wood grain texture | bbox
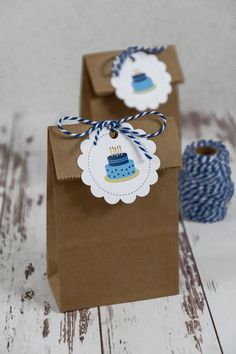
[0,114,101,354]
[99,222,222,354]
[182,112,236,354]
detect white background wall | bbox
[0,0,236,126]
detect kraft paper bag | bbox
[47,117,182,312]
[80,45,184,130]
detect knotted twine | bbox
[58,111,167,160]
[111,46,165,77]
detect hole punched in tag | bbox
[195,146,218,156]
[109,130,119,139]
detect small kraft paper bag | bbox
[47,111,182,312]
[80,45,184,131]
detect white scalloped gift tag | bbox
[111,52,172,111]
[77,123,160,204]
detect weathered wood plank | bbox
[0,118,12,227]
[99,222,222,354]
[182,112,236,354]
[0,114,102,354]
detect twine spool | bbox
[179,140,234,223]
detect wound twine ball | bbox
[179,140,234,223]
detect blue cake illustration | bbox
[104,146,139,183]
[132,72,155,93]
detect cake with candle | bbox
[104,146,139,183]
[132,72,155,93]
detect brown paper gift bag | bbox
[47,117,182,312]
[80,45,184,130]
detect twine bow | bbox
[58,111,167,160]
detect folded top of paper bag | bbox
[48,117,182,181]
[83,45,184,97]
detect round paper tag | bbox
[77,123,160,204]
[111,52,172,111]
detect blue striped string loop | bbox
[58,111,167,160]
[111,46,165,77]
[179,140,234,223]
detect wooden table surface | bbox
[0,112,235,354]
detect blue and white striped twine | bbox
[58,111,167,160]
[179,140,234,223]
[111,46,165,77]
